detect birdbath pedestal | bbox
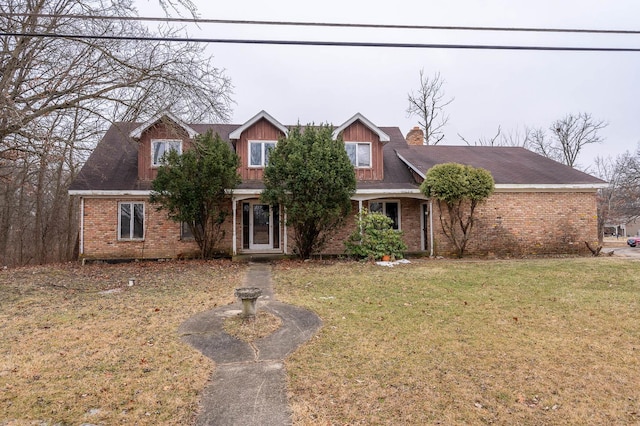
[234,287,262,318]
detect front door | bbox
[250,203,273,250]
[422,203,430,252]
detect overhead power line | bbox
[5,13,640,35]
[2,32,640,52]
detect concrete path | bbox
[178,263,322,425]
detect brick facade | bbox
[429,191,598,257]
[81,197,232,259]
[80,191,598,259]
[73,112,604,260]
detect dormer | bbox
[129,111,198,181]
[333,113,389,181]
[230,111,288,181]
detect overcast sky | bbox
[137,0,640,170]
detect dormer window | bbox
[345,142,371,168]
[152,139,182,167]
[249,141,277,167]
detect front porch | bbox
[230,191,430,257]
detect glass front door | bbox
[250,204,272,249]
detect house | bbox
[605,218,640,238]
[68,111,607,259]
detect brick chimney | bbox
[406,126,424,146]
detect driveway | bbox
[610,246,640,258]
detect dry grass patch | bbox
[223,311,282,343]
[274,258,640,425]
[0,260,245,425]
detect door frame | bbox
[249,202,274,250]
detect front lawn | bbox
[1,258,639,425]
[274,258,640,425]
[0,261,244,425]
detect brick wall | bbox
[319,199,424,255]
[430,191,599,257]
[81,197,233,259]
[82,191,599,259]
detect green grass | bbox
[274,258,640,425]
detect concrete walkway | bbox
[178,263,322,425]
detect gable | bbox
[229,110,288,140]
[332,113,390,143]
[235,117,288,181]
[129,111,198,140]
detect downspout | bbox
[79,197,84,257]
[232,196,237,255]
[429,199,434,258]
[283,209,288,254]
[358,199,363,234]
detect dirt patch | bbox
[223,310,282,342]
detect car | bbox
[628,237,640,247]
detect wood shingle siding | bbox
[236,118,286,181]
[339,120,384,181]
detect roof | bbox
[235,126,417,193]
[129,111,199,139]
[332,113,390,143]
[229,110,288,139]
[69,115,605,195]
[69,122,237,192]
[396,145,606,187]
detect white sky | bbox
[136,0,640,171]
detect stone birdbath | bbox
[234,287,262,318]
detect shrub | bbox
[345,210,407,260]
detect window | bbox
[249,141,276,167]
[180,222,204,241]
[151,139,182,166]
[345,142,371,168]
[369,201,400,230]
[181,222,194,240]
[119,202,144,240]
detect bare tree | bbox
[1,0,232,151]
[552,113,607,168]
[528,113,607,168]
[593,148,640,240]
[613,148,640,221]
[0,0,233,265]
[458,125,541,148]
[594,155,622,240]
[407,70,454,145]
[458,126,502,146]
[158,0,198,16]
[526,126,564,163]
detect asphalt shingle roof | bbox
[395,145,605,185]
[69,121,604,193]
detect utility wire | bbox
[5,13,640,35]
[2,32,639,51]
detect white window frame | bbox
[118,202,145,240]
[345,142,372,168]
[369,200,401,230]
[151,139,182,167]
[248,140,277,168]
